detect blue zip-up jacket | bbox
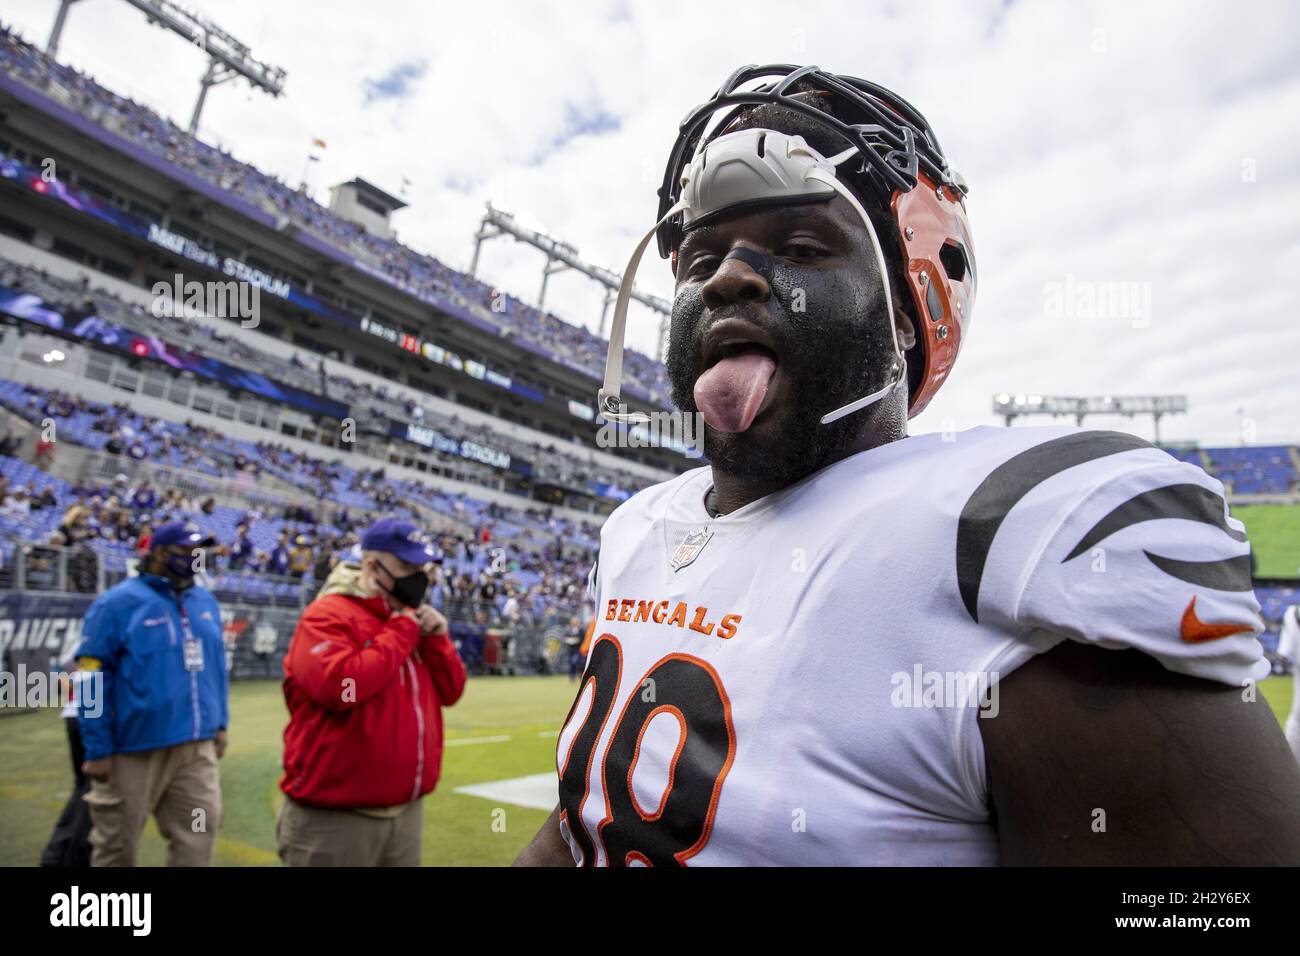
[76,573,229,761]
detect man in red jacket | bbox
[278,518,467,866]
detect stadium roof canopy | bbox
[341,178,408,212]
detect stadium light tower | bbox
[44,0,83,59]
[993,393,1188,443]
[470,204,674,359]
[44,0,288,134]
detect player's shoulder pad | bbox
[957,428,1206,622]
[962,429,1265,686]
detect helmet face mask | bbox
[655,64,961,259]
[597,64,976,425]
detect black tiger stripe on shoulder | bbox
[1144,552,1254,592]
[1062,483,1243,562]
[956,431,1152,622]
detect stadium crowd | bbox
[0,22,672,403]
[0,380,598,651]
[0,258,660,500]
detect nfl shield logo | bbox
[670,527,714,572]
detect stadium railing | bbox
[0,538,106,594]
[439,597,579,677]
[0,537,581,679]
[0,537,316,605]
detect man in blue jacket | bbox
[76,520,229,866]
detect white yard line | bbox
[453,772,558,811]
[444,734,513,746]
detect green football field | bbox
[0,675,578,867]
[0,674,1294,866]
[1235,504,1300,578]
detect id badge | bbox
[183,636,205,672]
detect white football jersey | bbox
[1279,605,1300,662]
[555,426,1268,866]
[1281,607,1300,765]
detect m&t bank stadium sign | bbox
[148,224,293,299]
[396,422,514,472]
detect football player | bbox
[1279,603,1300,764]
[516,65,1300,866]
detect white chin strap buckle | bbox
[600,127,905,426]
[818,359,904,425]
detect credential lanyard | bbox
[176,595,205,672]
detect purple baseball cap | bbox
[360,518,437,565]
[151,519,215,550]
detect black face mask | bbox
[374,559,428,609]
[158,549,198,589]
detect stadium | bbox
[0,0,1297,881]
[0,7,697,866]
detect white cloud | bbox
[4,0,1298,444]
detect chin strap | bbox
[806,148,906,424]
[598,199,688,425]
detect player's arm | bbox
[1278,607,1300,665]
[975,446,1300,863]
[981,639,1300,864]
[513,804,573,866]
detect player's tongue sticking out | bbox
[693,350,776,433]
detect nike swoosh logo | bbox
[1180,596,1255,643]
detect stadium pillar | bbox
[469,221,503,277]
[189,58,237,135]
[539,256,570,308]
[45,0,83,59]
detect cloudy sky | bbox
[5,0,1298,445]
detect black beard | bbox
[666,259,898,488]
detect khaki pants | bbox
[277,797,424,866]
[83,739,222,867]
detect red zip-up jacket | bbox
[281,588,467,809]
